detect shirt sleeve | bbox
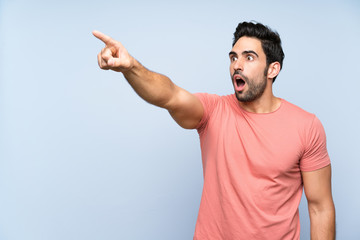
[193,93,220,132]
[300,116,331,171]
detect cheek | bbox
[229,64,235,74]
[250,65,266,77]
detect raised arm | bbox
[302,165,336,240]
[93,30,203,129]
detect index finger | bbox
[92,30,115,45]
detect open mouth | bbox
[233,75,246,91]
[236,77,245,87]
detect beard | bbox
[233,69,268,102]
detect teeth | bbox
[234,75,242,81]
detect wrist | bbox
[122,56,138,74]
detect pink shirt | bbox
[193,93,330,240]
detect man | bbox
[93,22,335,239]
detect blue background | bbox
[1,0,359,239]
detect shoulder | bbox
[194,93,235,108]
[194,93,236,131]
[194,93,222,102]
[282,100,328,146]
[281,99,316,124]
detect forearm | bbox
[309,203,336,240]
[123,58,177,109]
[93,31,203,129]
[93,31,178,110]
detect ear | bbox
[266,62,281,80]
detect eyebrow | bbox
[229,51,237,56]
[228,50,259,57]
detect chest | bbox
[201,108,305,178]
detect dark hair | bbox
[233,21,285,82]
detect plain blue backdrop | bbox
[1,0,359,239]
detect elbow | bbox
[307,198,335,218]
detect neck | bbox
[237,86,281,114]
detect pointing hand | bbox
[93,30,134,72]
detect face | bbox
[229,36,269,102]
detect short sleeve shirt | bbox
[193,93,330,240]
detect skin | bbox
[93,30,335,239]
[229,36,281,113]
[92,30,203,129]
[303,165,336,240]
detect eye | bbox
[231,56,238,62]
[246,55,254,61]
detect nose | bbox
[233,58,243,71]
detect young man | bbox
[93,22,335,240]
